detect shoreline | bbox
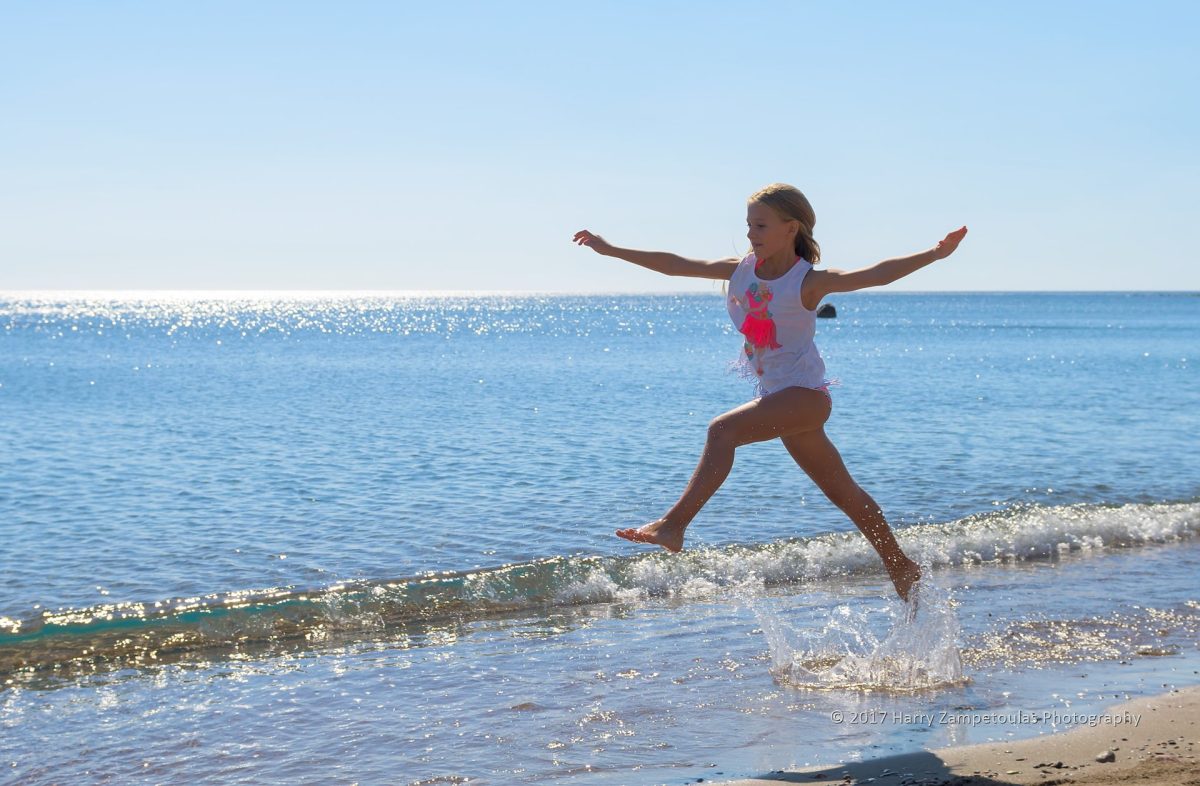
[719,685,1200,786]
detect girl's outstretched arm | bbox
[805,226,968,305]
[573,229,738,280]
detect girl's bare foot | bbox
[615,519,685,553]
[888,558,922,605]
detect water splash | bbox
[753,577,966,693]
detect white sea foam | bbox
[551,500,1198,609]
[555,569,623,604]
[906,500,1199,569]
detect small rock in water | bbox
[1096,750,1116,763]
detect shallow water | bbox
[1,291,1197,783]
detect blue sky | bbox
[2,1,1196,292]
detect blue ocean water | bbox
[1,291,1197,784]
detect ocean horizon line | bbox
[2,288,1197,299]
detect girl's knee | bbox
[707,417,738,447]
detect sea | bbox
[1,290,1197,785]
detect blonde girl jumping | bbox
[573,183,967,602]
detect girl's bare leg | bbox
[779,427,922,602]
[616,386,832,553]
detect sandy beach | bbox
[719,685,1200,786]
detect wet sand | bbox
[719,685,1199,786]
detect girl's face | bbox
[746,202,798,260]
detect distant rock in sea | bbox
[817,303,837,318]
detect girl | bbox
[573,183,967,603]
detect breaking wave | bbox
[1,499,1195,683]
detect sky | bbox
[2,1,1197,293]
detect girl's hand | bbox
[573,229,615,256]
[932,226,968,260]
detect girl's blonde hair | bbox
[747,183,821,265]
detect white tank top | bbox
[726,253,828,396]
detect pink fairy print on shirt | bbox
[735,282,782,376]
